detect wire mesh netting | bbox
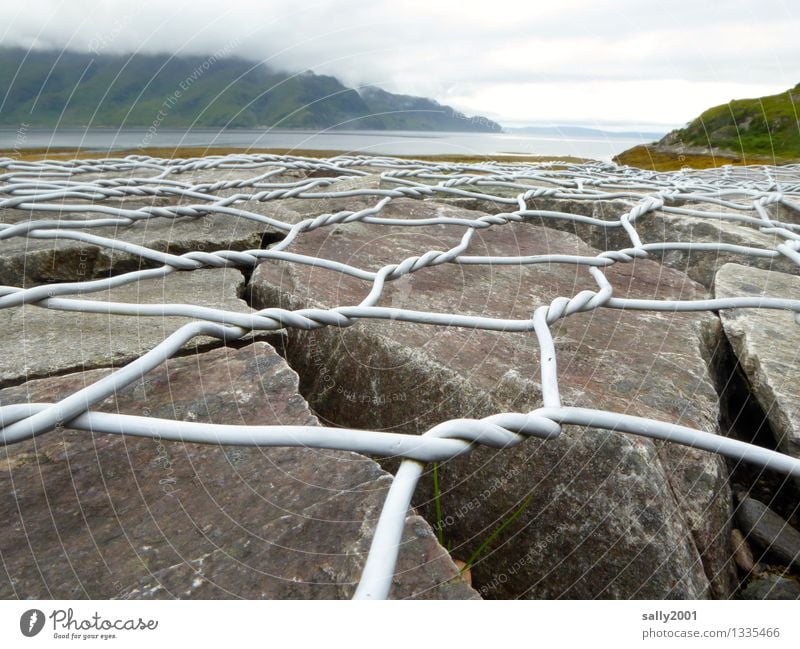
[1,153,799,599]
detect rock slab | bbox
[735,498,800,569]
[0,268,249,387]
[445,194,799,287]
[740,573,800,600]
[715,263,800,468]
[0,343,477,599]
[249,195,735,599]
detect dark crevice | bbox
[7,228,279,289]
[250,280,758,599]
[702,317,800,588]
[217,331,289,352]
[705,319,800,527]
[260,231,285,249]
[238,232,285,288]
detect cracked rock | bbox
[248,195,735,599]
[0,268,249,387]
[0,343,477,599]
[715,263,800,477]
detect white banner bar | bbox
[1,600,798,648]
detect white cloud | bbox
[1,0,798,126]
[447,79,787,127]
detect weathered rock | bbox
[0,268,249,387]
[262,173,384,218]
[731,528,756,574]
[444,195,799,287]
[0,343,478,600]
[0,195,297,287]
[138,162,372,187]
[0,169,390,287]
[739,573,800,600]
[735,498,800,569]
[715,264,800,469]
[248,196,735,598]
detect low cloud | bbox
[2,0,797,126]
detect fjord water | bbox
[0,128,654,160]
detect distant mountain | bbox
[0,48,501,132]
[655,84,800,159]
[506,125,667,139]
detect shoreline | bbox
[0,146,592,165]
[2,144,797,172]
[613,144,799,171]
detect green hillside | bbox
[659,84,800,158]
[0,48,500,132]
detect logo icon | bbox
[20,609,45,637]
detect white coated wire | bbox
[1,152,799,600]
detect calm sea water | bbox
[0,128,652,160]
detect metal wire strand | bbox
[1,153,800,599]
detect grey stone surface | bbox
[0,343,477,600]
[0,196,297,287]
[0,268,250,387]
[739,573,800,600]
[735,498,800,569]
[715,263,800,466]
[444,195,799,287]
[273,173,383,217]
[731,528,756,574]
[0,168,387,287]
[248,195,735,599]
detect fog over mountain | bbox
[2,0,797,126]
[0,48,500,131]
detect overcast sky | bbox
[2,0,798,129]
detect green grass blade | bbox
[463,493,534,570]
